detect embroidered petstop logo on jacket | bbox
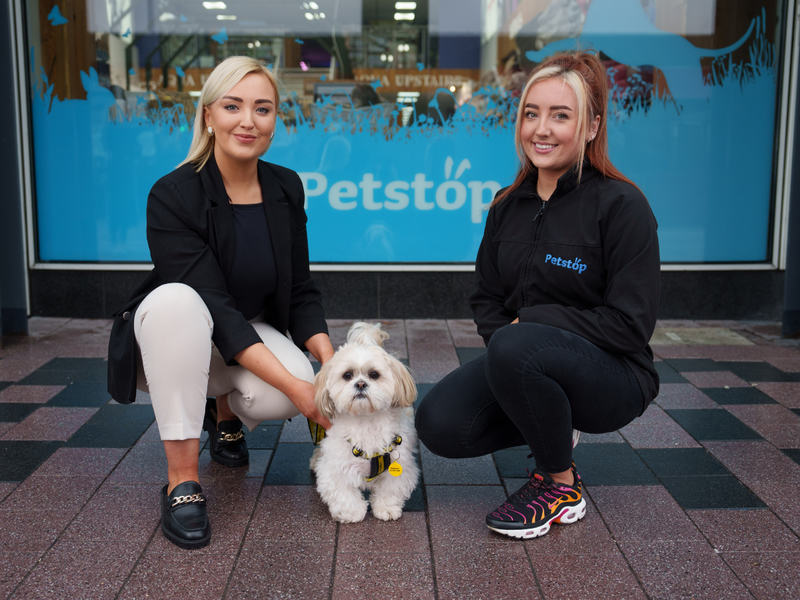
[545,254,588,274]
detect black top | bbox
[226,203,278,320]
[470,163,661,406]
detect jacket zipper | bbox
[521,199,549,307]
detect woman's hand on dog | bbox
[287,379,332,429]
[235,342,331,429]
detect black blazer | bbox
[107,155,328,404]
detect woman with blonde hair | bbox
[107,56,334,549]
[416,50,661,539]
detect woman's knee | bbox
[414,384,466,457]
[137,284,212,334]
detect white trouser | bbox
[133,283,313,440]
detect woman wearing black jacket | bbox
[415,51,660,539]
[107,57,334,549]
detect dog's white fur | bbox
[310,322,419,523]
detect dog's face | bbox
[315,344,416,419]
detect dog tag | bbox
[388,463,403,476]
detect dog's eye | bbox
[343,372,353,381]
[369,371,380,380]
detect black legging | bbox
[415,323,646,474]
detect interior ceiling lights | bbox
[202,1,227,9]
[394,12,415,20]
[395,2,417,9]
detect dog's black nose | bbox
[355,381,367,390]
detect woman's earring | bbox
[207,126,214,137]
[270,132,275,141]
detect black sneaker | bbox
[486,466,586,539]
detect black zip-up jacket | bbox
[471,163,661,408]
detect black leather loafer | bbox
[203,397,249,467]
[161,481,210,549]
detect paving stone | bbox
[64,404,154,448]
[756,382,800,408]
[455,346,486,365]
[228,542,335,599]
[636,448,730,477]
[663,358,725,372]
[118,552,235,599]
[278,415,313,442]
[619,422,700,448]
[62,482,161,543]
[618,540,753,600]
[688,509,800,552]
[1,407,97,441]
[419,445,500,485]
[446,319,484,347]
[721,552,800,600]
[578,431,625,443]
[724,404,800,448]
[681,371,750,388]
[572,443,658,486]
[589,485,705,543]
[0,510,74,552]
[31,447,127,477]
[337,510,430,553]
[433,543,541,600]
[199,448,272,479]
[0,441,62,481]
[701,386,777,405]
[0,403,39,422]
[332,553,435,600]
[715,360,800,382]
[11,541,141,600]
[264,443,314,484]
[0,551,41,599]
[1,476,103,512]
[426,485,508,547]
[246,486,336,543]
[245,424,281,449]
[653,384,718,409]
[704,441,800,534]
[784,448,800,466]
[666,409,761,441]
[106,442,168,484]
[0,482,19,502]
[534,550,647,600]
[45,382,111,407]
[658,475,765,509]
[0,385,65,404]
[654,361,688,383]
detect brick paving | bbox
[1,317,800,599]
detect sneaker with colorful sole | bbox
[486,466,586,539]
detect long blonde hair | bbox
[180,56,280,171]
[493,50,637,206]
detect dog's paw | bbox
[309,446,322,471]
[372,504,403,521]
[330,502,368,524]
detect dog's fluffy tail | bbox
[346,322,389,347]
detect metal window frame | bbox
[13,0,800,275]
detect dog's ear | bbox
[313,361,336,420]
[388,355,418,408]
[347,322,390,347]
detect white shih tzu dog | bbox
[310,322,419,523]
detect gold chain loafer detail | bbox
[161,481,211,550]
[171,493,205,508]
[202,397,249,468]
